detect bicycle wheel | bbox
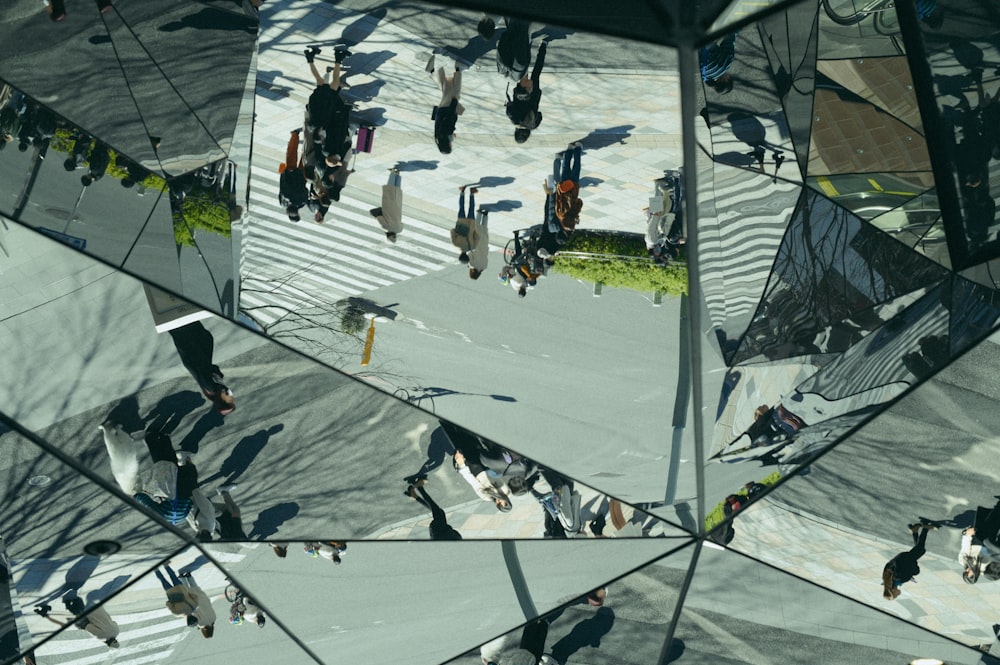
[224,584,240,602]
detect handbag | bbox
[356,126,375,153]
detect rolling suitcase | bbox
[356,126,375,153]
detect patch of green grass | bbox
[704,470,782,531]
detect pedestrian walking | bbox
[167,321,235,415]
[506,40,547,143]
[405,478,463,540]
[304,46,353,188]
[180,571,216,638]
[451,186,480,263]
[495,17,532,83]
[131,430,213,529]
[882,522,937,599]
[453,450,513,512]
[80,141,110,187]
[700,32,737,94]
[543,144,583,233]
[368,167,403,242]
[468,207,490,279]
[156,563,200,628]
[278,129,310,222]
[34,600,120,649]
[480,617,559,665]
[303,541,347,564]
[432,60,464,154]
[959,498,1000,583]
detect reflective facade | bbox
[3,0,1000,664]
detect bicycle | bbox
[821,0,901,38]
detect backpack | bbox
[278,169,308,208]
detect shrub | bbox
[551,230,688,295]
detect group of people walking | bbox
[882,497,1000,601]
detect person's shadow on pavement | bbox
[248,502,300,540]
[200,424,284,486]
[550,607,615,664]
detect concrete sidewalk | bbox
[733,498,1000,650]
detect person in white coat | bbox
[369,168,403,242]
[468,208,490,279]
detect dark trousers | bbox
[168,322,218,395]
[519,618,549,660]
[155,565,182,591]
[144,431,199,499]
[458,189,476,219]
[413,486,462,540]
[976,500,1000,545]
[559,145,582,183]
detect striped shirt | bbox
[134,493,193,525]
[700,33,737,82]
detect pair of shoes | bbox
[304,45,321,63]
[369,207,383,218]
[217,484,238,495]
[908,523,921,534]
[413,477,428,489]
[403,485,417,499]
[34,604,51,616]
[334,48,351,63]
[470,187,478,194]
[176,450,194,466]
[458,185,465,192]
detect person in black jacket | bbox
[506,40,547,143]
[434,64,463,154]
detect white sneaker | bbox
[217,484,238,495]
[176,451,194,466]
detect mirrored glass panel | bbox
[411,540,695,665]
[920,1,1000,264]
[0,81,243,316]
[670,544,985,663]
[0,427,193,663]
[730,326,1000,650]
[0,219,678,542]
[242,0,686,510]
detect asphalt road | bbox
[356,264,696,510]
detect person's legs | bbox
[387,170,401,189]
[518,618,549,660]
[531,40,547,84]
[176,463,199,499]
[468,188,475,213]
[453,69,462,99]
[417,486,448,524]
[458,188,467,219]
[559,150,572,182]
[308,62,325,88]
[568,144,582,182]
[163,565,182,587]
[144,430,176,463]
[910,526,929,560]
[154,569,173,591]
[329,62,343,91]
[437,67,448,94]
[220,491,240,518]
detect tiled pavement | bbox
[242,0,682,321]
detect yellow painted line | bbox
[816,176,839,197]
[867,178,884,191]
